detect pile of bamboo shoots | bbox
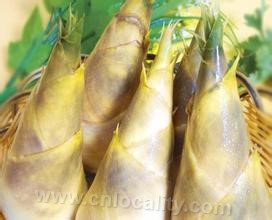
[0,0,271,219]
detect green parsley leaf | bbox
[244,8,264,33]
[239,0,272,84]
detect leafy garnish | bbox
[244,1,266,36]
[239,0,272,83]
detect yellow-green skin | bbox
[76,26,175,220]
[83,0,152,172]
[0,19,87,219]
[172,18,272,219]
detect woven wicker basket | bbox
[240,86,272,189]
[0,66,271,189]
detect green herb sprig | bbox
[239,0,272,84]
